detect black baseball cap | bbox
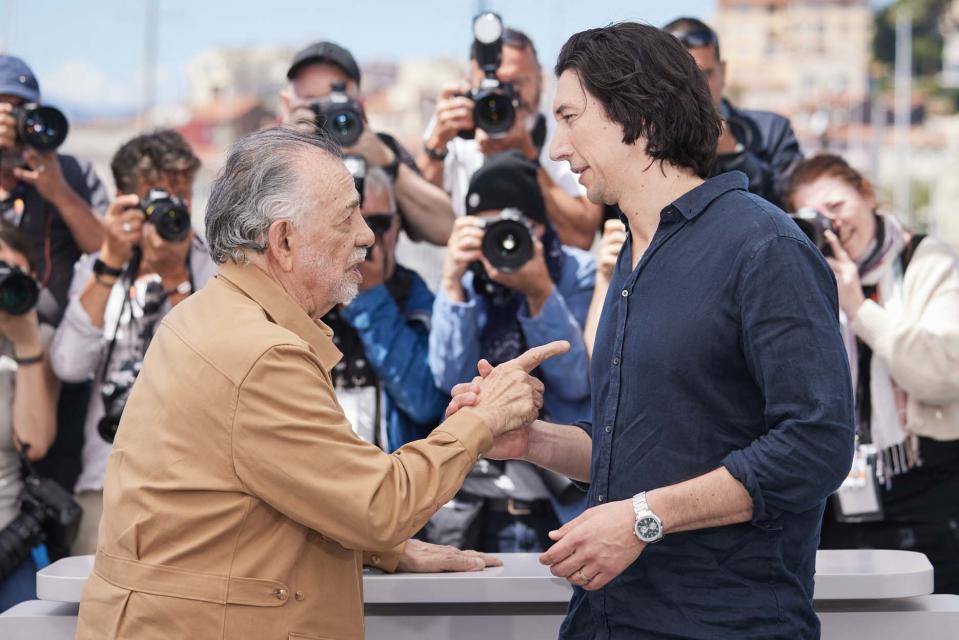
[466,151,547,224]
[287,41,361,85]
[0,55,41,102]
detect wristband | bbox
[164,280,192,297]
[93,258,123,278]
[422,141,448,162]
[14,352,44,366]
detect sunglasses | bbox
[669,29,717,50]
[365,213,396,236]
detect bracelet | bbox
[422,141,448,162]
[163,280,192,297]
[93,258,124,278]
[14,352,44,366]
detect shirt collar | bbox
[216,261,341,373]
[667,171,749,221]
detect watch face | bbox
[636,516,661,541]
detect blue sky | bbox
[1,0,714,113]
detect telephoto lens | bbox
[472,86,516,136]
[16,103,69,151]
[788,207,835,257]
[311,81,364,148]
[141,188,192,242]
[0,260,39,315]
[481,208,535,272]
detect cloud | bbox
[42,58,137,110]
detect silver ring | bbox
[36,164,45,174]
[122,222,133,233]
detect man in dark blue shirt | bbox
[449,23,854,639]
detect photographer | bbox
[0,55,108,315]
[664,17,802,209]
[786,154,959,594]
[322,165,448,450]
[418,20,600,250]
[429,151,593,550]
[49,130,214,555]
[280,40,454,245]
[0,222,60,610]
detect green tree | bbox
[874,0,952,77]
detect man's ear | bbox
[265,218,296,272]
[278,88,293,123]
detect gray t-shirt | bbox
[0,324,55,529]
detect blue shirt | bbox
[561,172,854,640]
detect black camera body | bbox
[141,188,192,242]
[0,475,81,582]
[0,260,39,315]
[310,81,365,148]
[14,103,69,152]
[458,12,517,139]
[97,359,142,444]
[789,207,835,257]
[481,208,535,272]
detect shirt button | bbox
[612,357,620,366]
[621,289,629,297]
[604,424,612,433]
[295,591,305,601]
[598,494,605,502]
[370,554,381,565]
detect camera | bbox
[0,475,81,582]
[480,208,535,272]
[141,188,192,242]
[0,260,39,315]
[97,359,143,444]
[13,103,69,152]
[458,12,517,139]
[789,207,835,257]
[310,81,365,148]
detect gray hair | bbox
[363,167,396,213]
[205,126,342,264]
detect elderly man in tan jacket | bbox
[75,126,568,640]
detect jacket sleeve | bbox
[518,252,594,402]
[722,235,855,526]
[231,343,492,553]
[341,283,448,425]
[850,239,959,404]
[49,254,110,383]
[429,285,483,394]
[738,114,803,209]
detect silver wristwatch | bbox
[632,492,664,544]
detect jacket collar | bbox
[216,261,341,373]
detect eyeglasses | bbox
[669,29,717,50]
[364,213,396,236]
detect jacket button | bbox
[273,588,288,601]
[295,591,305,601]
[370,554,381,565]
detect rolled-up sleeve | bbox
[429,288,483,394]
[49,254,110,383]
[723,235,855,525]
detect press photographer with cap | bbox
[429,151,594,550]
[74,126,567,640]
[281,40,455,245]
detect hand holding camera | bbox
[100,189,192,271]
[823,229,866,321]
[479,226,553,315]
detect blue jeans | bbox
[480,509,560,553]
[0,556,37,613]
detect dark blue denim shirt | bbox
[560,172,855,640]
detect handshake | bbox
[448,340,568,447]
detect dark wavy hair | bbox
[111,129,201,194]
[555,22,721,178]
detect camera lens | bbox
[474,91,515,136]
[19,105,69,151]
[0,263,39,315]
[324,107,362,147]
[143,197,192,242]
[482,217,534,272]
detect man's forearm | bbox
[523,420,592,482]
[48,187,104,253]
[393,163,454,245]
[415,152,446,190]
[646,467,752,534]
[537,168,597,250]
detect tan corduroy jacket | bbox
[75,262,491,640]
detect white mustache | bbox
[348,248,367,268]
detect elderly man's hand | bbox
[467,340,568,438]
[396,538,501,573]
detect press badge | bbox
[834,444,883,522]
